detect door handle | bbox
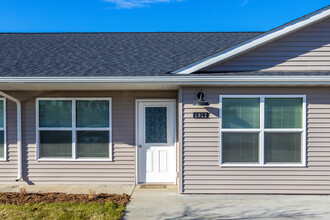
[138,145,142,148]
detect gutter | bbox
[1,76,330,85]
[0,92,22,181]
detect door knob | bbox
[138,145,142,148]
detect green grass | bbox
[0,202,125,220]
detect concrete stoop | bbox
[138,184,176,189]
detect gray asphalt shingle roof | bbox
[0,32,262,77]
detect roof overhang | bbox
[171,6,330,74]
[1,76,330,90]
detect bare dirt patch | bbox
[0,192,130,206]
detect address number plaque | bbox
[193,112,210,119]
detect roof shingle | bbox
[0,32,261,77]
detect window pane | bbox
[0,131,4,158]
[222,133,259,163]
[76,100,109,128]
[265,98,302,128]
[77,131,109,158]
[145,107,167,143]
[39,100,72,127]
[40,131,72,158]
[222,98,260,128]
[0,100,4,128]
[265,133,301,163]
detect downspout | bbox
[0,92,22,181]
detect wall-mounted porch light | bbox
[193,90,210,106]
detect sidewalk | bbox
[124,185,330,220]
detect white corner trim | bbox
[172,6,330,74]
[0,98,6,162]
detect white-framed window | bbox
[219,95,306,167]
[0,98,6,161]
[36,98,112,161]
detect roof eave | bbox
[1,75,330,85]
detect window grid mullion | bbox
[38,127,73,131]
[221,129,261,132]
[264,129,304,132]
[75,127,110,131]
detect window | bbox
[0,99,5,160]
[37,98,112,160]
[220,95,306,166]
[145,107,167,143]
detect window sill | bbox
[37,158,113,162]
[220,163,306,168]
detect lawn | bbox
[0,202,125,220]
[0,191,130,220]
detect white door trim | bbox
[135,99,177,184]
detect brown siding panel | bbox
[182,87,330,194]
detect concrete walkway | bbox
[124,185,330,220]
[0,184,135,195]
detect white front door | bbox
[137,100,176,183]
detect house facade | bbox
[1,6,330,194]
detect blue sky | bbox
[0,0,328,32]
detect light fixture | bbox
[193,90,210,106]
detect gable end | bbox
[202,17,330,72]
[172,6,330,74]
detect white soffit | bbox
[171,6,330,74]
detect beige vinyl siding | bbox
[182,87,330,194]
[3,91,176,184]
[203,18,330,72]
[0,100,18,183]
